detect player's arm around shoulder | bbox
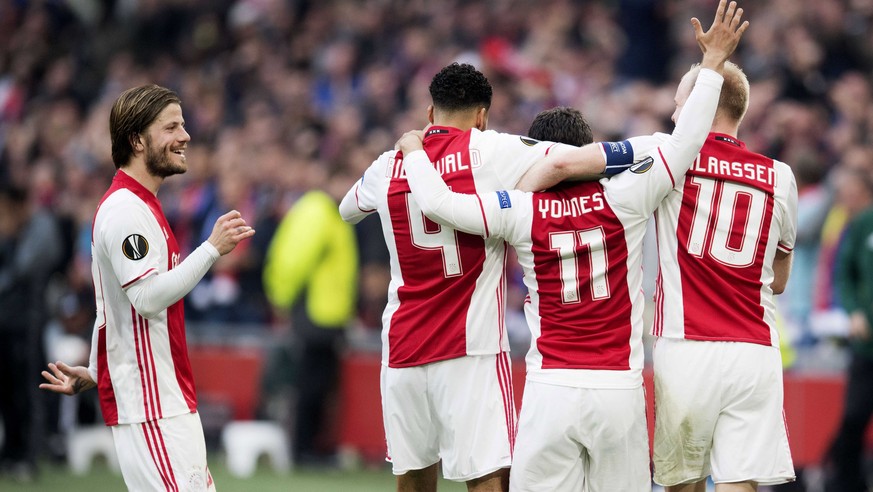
[399,131,517,239]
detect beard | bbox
[144,136,186,178]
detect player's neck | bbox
[431,108,484,132]
[711,121,740,138]
[121,162,164,196]
[433,118,478,131]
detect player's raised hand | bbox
[395,130,425,156]
[694,0,749,72]
[207,209,256,255]
[39,361,95,396]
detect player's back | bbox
[342,126,561,368]
[497,171,670,388]
[653,133,798,346]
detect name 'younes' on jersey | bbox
[402,69,725,388]
[647,132,798,347]
[340,126,576,368]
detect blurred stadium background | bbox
[1,0,873,490]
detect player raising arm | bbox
[398,2,746,490]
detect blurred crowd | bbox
[2,0,873,479]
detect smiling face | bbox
[141,103,190,178]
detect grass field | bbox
[0,459,469,491]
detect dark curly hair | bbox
[429,63,492,112]
[527,107,593,147]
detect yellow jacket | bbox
[263,190,358,327]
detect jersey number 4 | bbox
[685,176,767,268]
[549,226,610,304]
[407,195,463,278]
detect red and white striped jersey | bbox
[403,161,681,388]
[401,69,724,387]
[647,133,798,346]
[90,171,197,425]
[340,126,568,368]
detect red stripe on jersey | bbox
[530,181,633,369]
[653,215,664,337]
[545,143,558,156]
[132,308,152,421]
[122,268,157,289]
[386,131,487,367]
[674,135,776,344]
[476,194,490,237]
[355,184,376,213]
[153,202,198,413]
[142,317,165,419]
[96,324,118,425]
[169,298,198,413]
[658,148,675,188]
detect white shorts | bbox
[111,412,216,491]
[509,380,651,492]
[381,353,516,481]
[652,338,795,486]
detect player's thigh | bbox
[430,353,516,482]
[510,380,584,492]
[381,364,440,474]
[652,338,721,486]
[584,386,652,492]
[711,344,794,486]
[111,412,215,492]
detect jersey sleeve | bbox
[97,196,220,318]
[124,242,219,318]
[339,152,390,224]
[97,198,166,289]
[480,131,570,189]
[404,149,525,240]
[775,161,798,253]
[605,69,723,217]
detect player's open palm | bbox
[694,0,749,68]
[208,209,256,256]
[40,361,95,396]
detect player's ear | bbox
[427,105,435,124]
[475,107,488,131]
[130,133,144,152]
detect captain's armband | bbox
[600,140,635,176]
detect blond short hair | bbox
[684,61,750,124]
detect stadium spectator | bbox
[262,169,359,465]
[0,183,64,481]
[824,166,873,492]
[38,84,255,491]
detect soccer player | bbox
[339,63,621,491]
[646,27,797,492]
[39,84,255,491]
[397,4,746,490]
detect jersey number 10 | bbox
[685,176,767,268]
